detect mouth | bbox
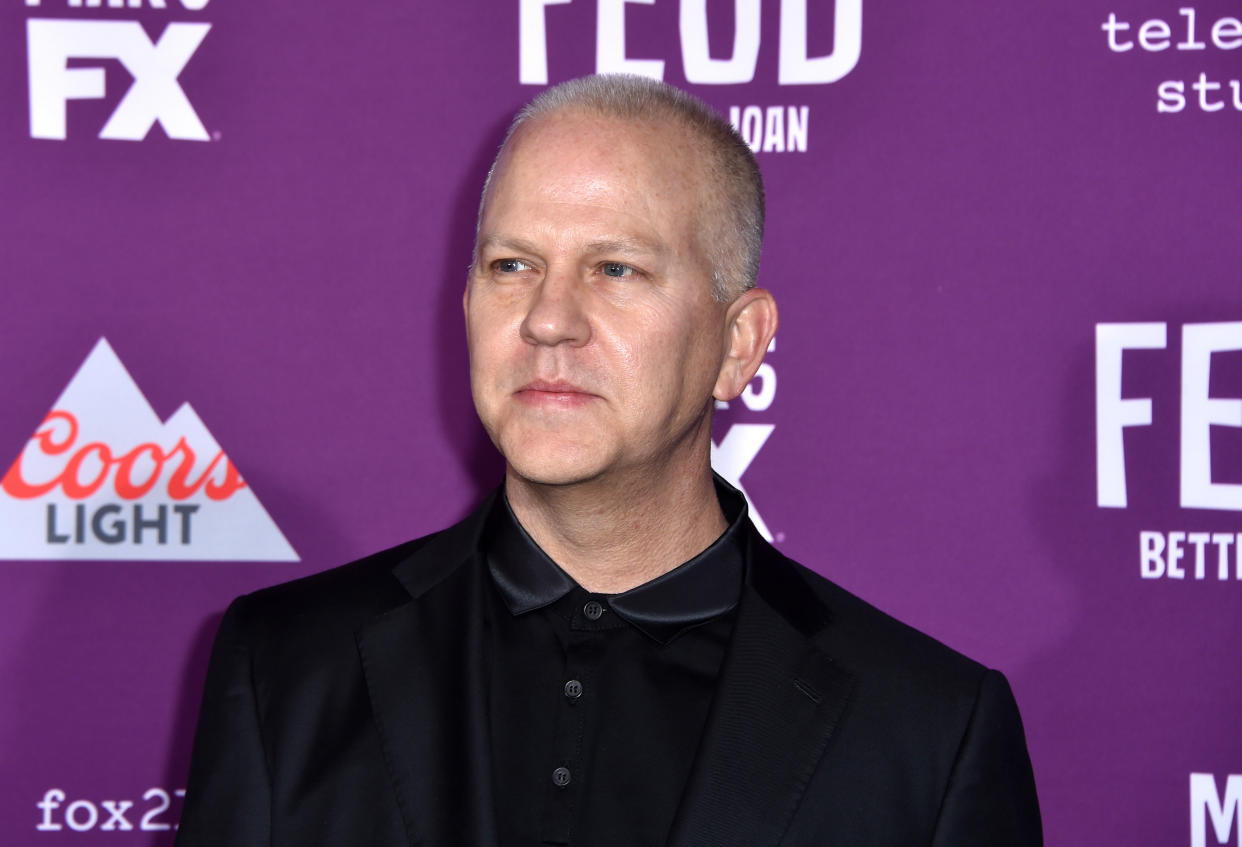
[514,379,598,407]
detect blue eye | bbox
[601,262,634,278]
[495,259,531,273]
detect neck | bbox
[504,460,728,594]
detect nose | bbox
[519,269,591,347]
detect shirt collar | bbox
[484,475,749,644]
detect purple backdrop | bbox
[3,1,1241,844]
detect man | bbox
[176,75,1041,846]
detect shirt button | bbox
[552,766,572,787]
[564,679,583,700]
[583,600,604,620]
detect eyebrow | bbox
[475,235,537,255]
[474,234,669,261]
[583,237,669,259]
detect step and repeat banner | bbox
[2,1,1239,844]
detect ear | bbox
[714,288,779,402]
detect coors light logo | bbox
[0,338,296,561]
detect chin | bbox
[500,434,611,488]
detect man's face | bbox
[465,111,732,488]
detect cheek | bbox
[467,301,519,367]
[610,307,716,396]
[600,309,673,383]
[671,310,730,395]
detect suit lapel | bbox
[355,498,499,847]
[667,533,855,847]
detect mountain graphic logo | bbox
[0,338,297,561]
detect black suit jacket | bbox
[176,491,1041,846]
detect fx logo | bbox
[27,19,211,141]
[712,424,775,541]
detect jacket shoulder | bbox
[756,543,1041,844]
[751,535,988,697]
[230,492,496,639]
[238,534,433,625]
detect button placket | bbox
[539,618,597,844]
[538,589,623,843]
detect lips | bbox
[520,379,589,394]
[514,379,598,407]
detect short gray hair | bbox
[477,74,765,303]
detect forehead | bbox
[480,111,712,249]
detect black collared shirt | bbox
[483,479,749,847]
